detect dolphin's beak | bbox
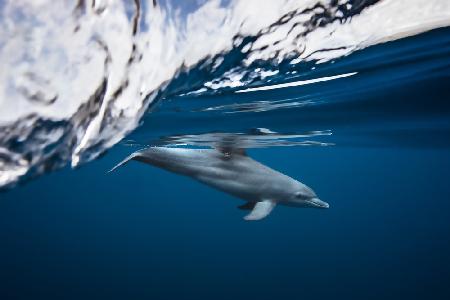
[309,198,329,209]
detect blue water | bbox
[1,27,450,299]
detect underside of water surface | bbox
[1,0,450,188]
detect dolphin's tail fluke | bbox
[108,151,141,173]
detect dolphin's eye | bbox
[295,192,307,199]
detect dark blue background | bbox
[1,144,450,299]
[1,27,450,300]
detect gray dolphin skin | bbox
[111,147,328,221]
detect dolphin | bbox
[110,147,328,221]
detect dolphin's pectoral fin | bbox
[244,200,276,221]
[237,202,256,210]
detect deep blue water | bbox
[1,28,450,299]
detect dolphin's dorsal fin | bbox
[213,134,247,157]
[216,146,247,158]
[234,148,247,156]
[244,200,276,221]
[237,202,256,210]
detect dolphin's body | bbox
[111,147,328,221]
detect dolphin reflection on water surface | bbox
[111,144,328,221]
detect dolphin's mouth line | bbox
[305,198,329,208]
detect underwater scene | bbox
[1,0,450,299]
